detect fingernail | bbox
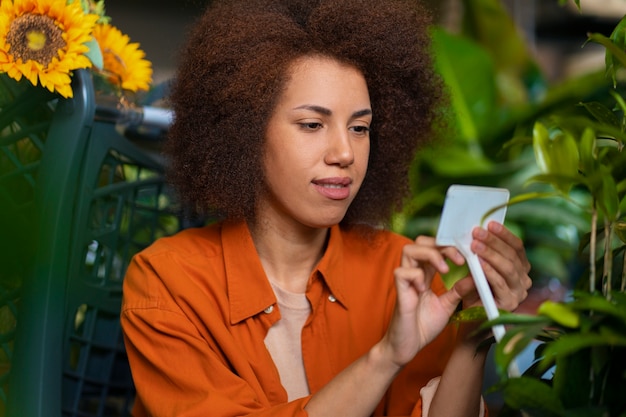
[475,228,488,239]
[474,241,485,252]
[491,221,502,231]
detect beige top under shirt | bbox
[264,280,312,400]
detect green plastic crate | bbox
[1,70,179,417]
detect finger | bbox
[394,265,429,293]
[469,225,532,310]
[452,276,478,300]
[400,243,449,274]
[437,286,464,314]
[477,258,520,309]
[489,222,530,272]
[472,248,531,311]
[484,222,531,273]
[414,235,466,266]
[395,265,463,318]
[441,246,466,266]
[471,225,528,280]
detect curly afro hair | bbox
[166,0,446,227]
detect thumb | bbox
[452,276,477,299]
[438,286,463,315]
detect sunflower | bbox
[92,23,152,92]
[0,0,99,98]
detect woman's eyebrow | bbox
[352,109,373,119]
[293,104,332,115]
[293,105,372,119]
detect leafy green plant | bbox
[400,0,626,415]
[485,14,626,413]
[422,1,626,415]
[488,292,626,416]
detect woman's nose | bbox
[324,128,354,167]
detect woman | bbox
[121,0,532,416]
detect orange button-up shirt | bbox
[121,221,457,417]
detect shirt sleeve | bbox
[121,255,311,417]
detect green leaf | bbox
[590,345,610,384]
[532,122,580,189]
[607,15,626,86]
[597,170,620,220]
[597,326,626,345]
[432,27,497,144]
[493,324,546,379]
[579,102,621,128]
[533,121,552,174]
[579,127,597,176]
[508,191,566,205]
[481,191,562,224]
[609,90,626,128]
[588,31,626,87]
[419,145,495,176]
[461,0,546,103]
[539,330,626,371]
[553,349,592,409]
[450,306,488,323]
[569,291,626,323]
[560,0,580,9]
[537,301,580,329]
[500,376,565,416]
[525,173,585,196]
[551,132,580,177]
[84,37,103,70]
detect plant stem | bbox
[590,205,598,294]
[622,250,626,292]
[603,219,613,300]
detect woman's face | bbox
[259,55,371,231]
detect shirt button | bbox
[328,294,337,303]
[264,305,274,314]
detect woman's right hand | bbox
[379,236,467,368]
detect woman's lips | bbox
[312,178,352,200]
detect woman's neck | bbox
[249,218,330,294]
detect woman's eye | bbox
[351,125,370,135]
[299,122,323,131]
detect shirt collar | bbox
[222,221,348,325]
[222,221,276,325]
[315,225,348,307]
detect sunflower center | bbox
[6,14,66,66]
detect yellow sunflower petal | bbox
[21,60,40,86]
[40,68,72,97]
[54,82,73,98]
[92,23,152,92]
[1,0,98,94]
[6,66,23,82]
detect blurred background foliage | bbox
[393,0,614,291]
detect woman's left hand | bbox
[453,221,532,312]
